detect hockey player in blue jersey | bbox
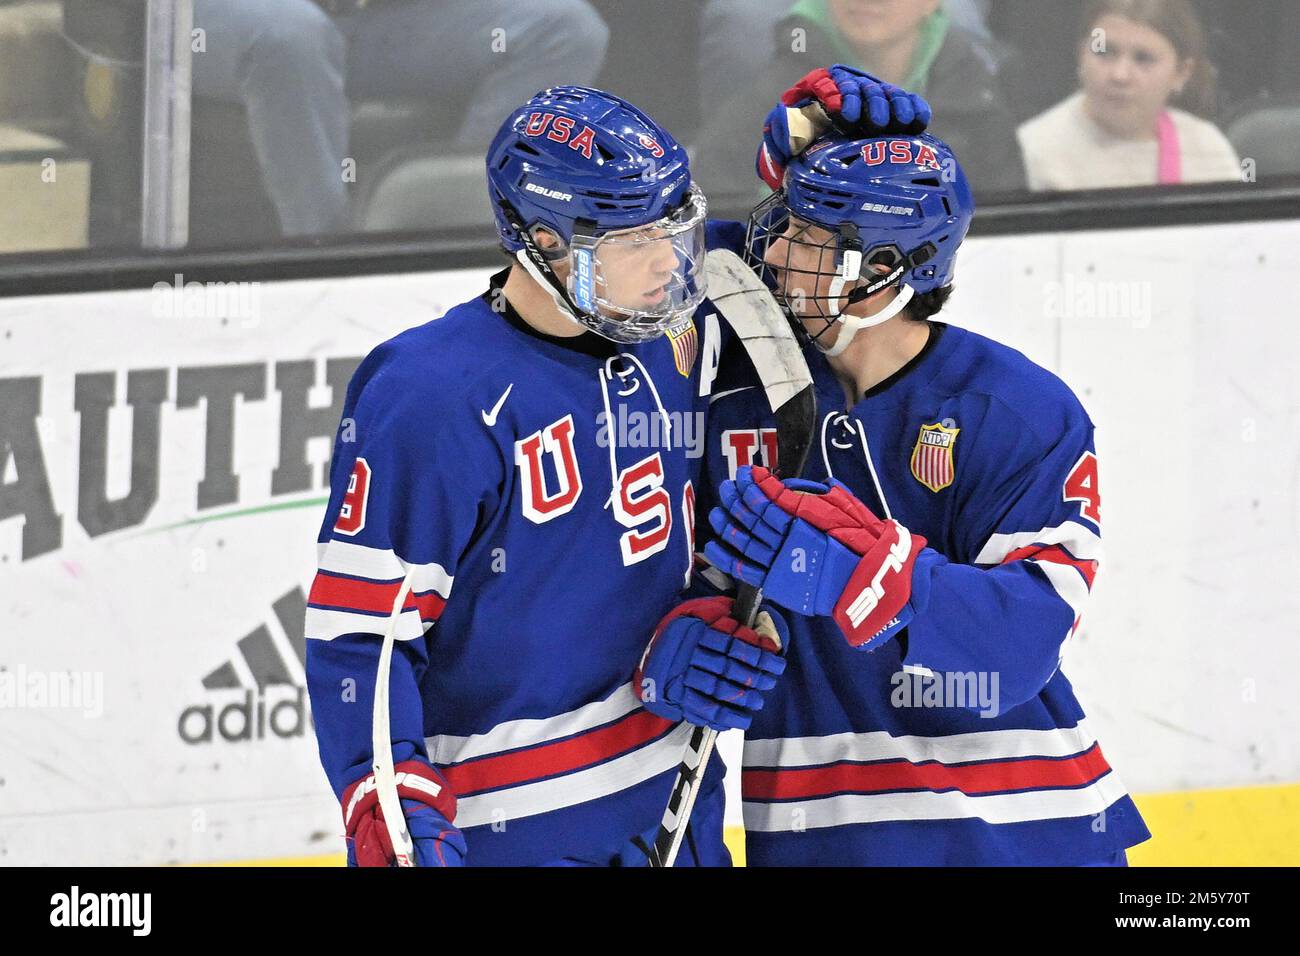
[701,126,1153,865]
[304,76,929,866]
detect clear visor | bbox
[567,189,708,344]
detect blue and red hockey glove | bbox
[342,759,466,867]
[635,595,788,731]
[704,465,934,649]
[758,64,933,190]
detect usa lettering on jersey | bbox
[513,412,695,568]
[514,415,583,523]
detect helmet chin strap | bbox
[819,275,915,358]
[514,248,588,333]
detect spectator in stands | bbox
[192,0,609,239]
[341,0,609,152]
[700,0,792,131]
[696,0,1025,201]
[701,0,993,95]
[192,0,347,237]
[1017,0,1240,191]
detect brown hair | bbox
[1080,0,1219,116]
[904,285,954,322]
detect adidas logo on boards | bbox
[177,586,313,744]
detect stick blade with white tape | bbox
[702,249,816,479]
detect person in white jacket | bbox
[1017,0,1240,191]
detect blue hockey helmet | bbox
[486,86,708,344]
[746,132,974,355]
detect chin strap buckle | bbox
[839,247,863,282]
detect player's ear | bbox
[530,226,566,260]
[866,248,900,275]
[530,226,572,282]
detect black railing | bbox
[2,181,1298,299]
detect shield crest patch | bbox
[667,320,698,377]
[910,421,959,492]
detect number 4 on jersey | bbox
[1064,451,1101,525]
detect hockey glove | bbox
[635,596,788,732]
[758,64,932,189]
[342,759,466,867]
[704,465,932,649]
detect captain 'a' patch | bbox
[666,320,698,377]
[910,421,959,492]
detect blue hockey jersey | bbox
[305,265,733,866]
[701,320,1152,865]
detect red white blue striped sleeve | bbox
[304,347,496,799]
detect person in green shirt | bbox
[696,0,1027,201]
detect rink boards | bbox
[1,221,1297,865]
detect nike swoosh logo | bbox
[481,383,513,426]
[708,386,755,404]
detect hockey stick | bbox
[647,249,816,867]
[371,565,418,866]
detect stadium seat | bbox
[0,1,67,131]
[356,147,492,234]
[1227,99,1300,179]
[0,2,87,252]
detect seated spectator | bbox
[192,0,347,238]
[700,0,793,135]
[696,0,1026,201]
[192,0,609,240]
[1017,0,1240,191]
[341,0,609,153]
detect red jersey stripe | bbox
[308,572,447,621]
[742,742,1112,801]
[1002,543,1099,589]
[442,708,675,796]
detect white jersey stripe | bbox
[316,539,454,598]
[427,683,644,765]
[304,605,427,643]
[1035,560,1091,619]
[743,720,1099,769]
[742,767,1129,831]
[454,721,693,828]
[974,520,1102,566]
